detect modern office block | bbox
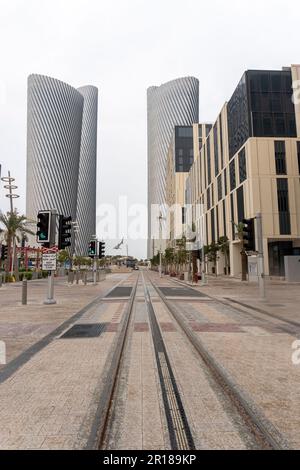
[147,77,199,258]
[186,66,300,278]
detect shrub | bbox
[24,272,32,281]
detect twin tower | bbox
[26,74,98,256]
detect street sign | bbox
[42,253,57,271]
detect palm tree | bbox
[0,210,35,275]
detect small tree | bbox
[57,250,71,266]
[218,236,230,275]
[233,222,248,281]
[164,247,174,274]
[205,242,220,276]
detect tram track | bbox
[87,274,139,449]
[145,271,291,450]
[93,270,292,450]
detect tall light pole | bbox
[1,172,20,275]
[200,206,207,286]
[158,212,166,278]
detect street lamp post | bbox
[158,212,166,279]
[1,172,20,275]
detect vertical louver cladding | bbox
[26,74,84,252]
[76,86,98,255]
[147,77,199,258]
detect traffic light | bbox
[1,245,8,261]
[37,211,51,244]
[88,240,97,258]
[242,218,255,252]
[58,215,72,250]
[99,242,105,259]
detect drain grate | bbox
[61,323,108,339]
[106,287,133,298]
[159,287,207,298]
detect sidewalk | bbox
[0,274,129,368]
[0,272,132,449]
[170,274,300,324]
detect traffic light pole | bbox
[256,213,266,300]
[44,210,57,305]
[93,259,97,286]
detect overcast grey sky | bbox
[1,0,300,258]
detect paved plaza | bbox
[0,271,299,449]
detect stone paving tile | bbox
[134,323,149,332]
[189,322,244,333]
[159,322,176,332]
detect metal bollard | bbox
[84,272,87,286]
[22,280,27,305]
[76,271,80,285]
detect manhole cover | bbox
[61,323,108,339]
[159,287,207,298]
[106,287,133,298]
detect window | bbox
[237,186,245,223]
[207,187,211,210]
[297,142,300,174]
[205,124,212,136]
[207,136,211,185]
[238,148,247,183]
[218,175,222,201]
[223,200,227,237]
[203,147,207,188]
[275,141,287,175]
[230,193,235,239]
[219,114,224,169]
[216,205,219,241]
[230,160,236,191]
[277,178,291,235]
[214,124,219,176]
[211,183,214,207]
[211,209,215,243]
[178,127,193,138]
[224,168,228,196]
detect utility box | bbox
[248,256,259,282]
[284,256,300,282]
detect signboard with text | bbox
[42,253,57,271]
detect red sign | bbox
[41,246,59,254]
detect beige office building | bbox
[186,65,300,278]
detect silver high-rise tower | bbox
[147,77,199,258]
[26,74,98,255]
[76,86,98,255]
[26,74,84,229]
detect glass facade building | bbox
[227,69,297,159]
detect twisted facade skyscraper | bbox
[147,77,199,258]
[76,86,98,255]
[26,74,98,255]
